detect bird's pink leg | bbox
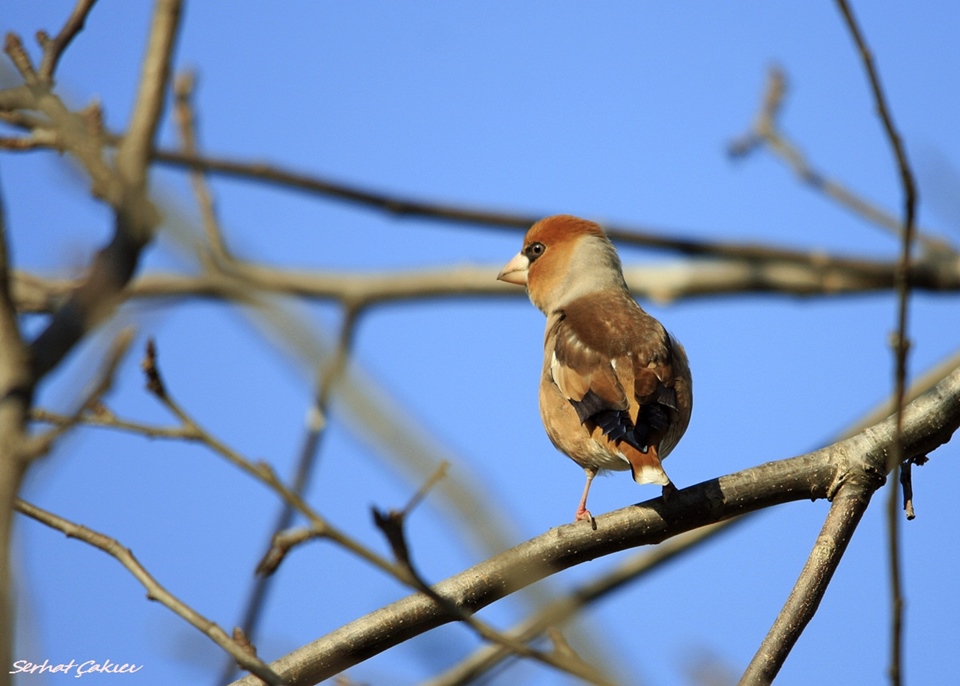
[575,467,598,522]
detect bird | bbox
[498,214,692,523]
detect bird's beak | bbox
[497,252,529,285]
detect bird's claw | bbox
[575,508,597,529]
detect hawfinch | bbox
[498,215,692,522]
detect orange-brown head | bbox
[497,215,628,314]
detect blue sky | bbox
[4,2,960,685]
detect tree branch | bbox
[230,364,960,686]
[26,0,182,383]
[13,498,287,686]
[172,69,231,260]
[834,4,920,684]
[2,109,948,270]
[36,0,100,83]
[424,520,740,686]
[730,66,948,257]
[13,249,960,319]
[0,170,31,686]
[218,306,363,685]
[371,494,616,686]
[114,0,180,191]
[138,339,402,581]
[739,480,872,685]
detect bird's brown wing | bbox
[552,292,685,457]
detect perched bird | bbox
[498,215,692,522]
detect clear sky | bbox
[4,2,960,685]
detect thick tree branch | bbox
[0,172,31,686]
[429,340,960,685]
[424,520,740,686]
[231,365,960,686]
[371,496,615,686]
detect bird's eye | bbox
[525,242,546,261]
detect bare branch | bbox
[114,0,181,192]
[371,474,615,686]
[13,498,287,686]
[425,520,741,686]
[22,327,135,460]
[739,481,872,685]
[430,337,960,686]
[172,70,232,260]
[138,339,402,581]
[4,97,953,266]
[150,146,950,267]
[3,34,39,85]
[37,0,101,82]
[834,4,919,684]
[24,0,182,385]
[0,168,31,686]
[222,307,363,683]
[30,408,198,439]
[730,66,948,256]
[14,247,960,321]
[0,86,36,112]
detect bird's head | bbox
[497,215,627,314]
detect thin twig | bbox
[371,471,615,686]
[151,146,948,266]
[23,328,135,460]
[834,3,918,685]
[0,134,58,151]
[221,306,363,685]
[173,70,232,259]
[37,0,101,82]
[730,66,947,257]
[138,339,401,580]
[2,34,119,204]
[30,408,200,439]
[13,498,287,686]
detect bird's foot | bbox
[661,482,678,501]
[575,507,597,529]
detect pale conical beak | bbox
[497,252,529,285]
